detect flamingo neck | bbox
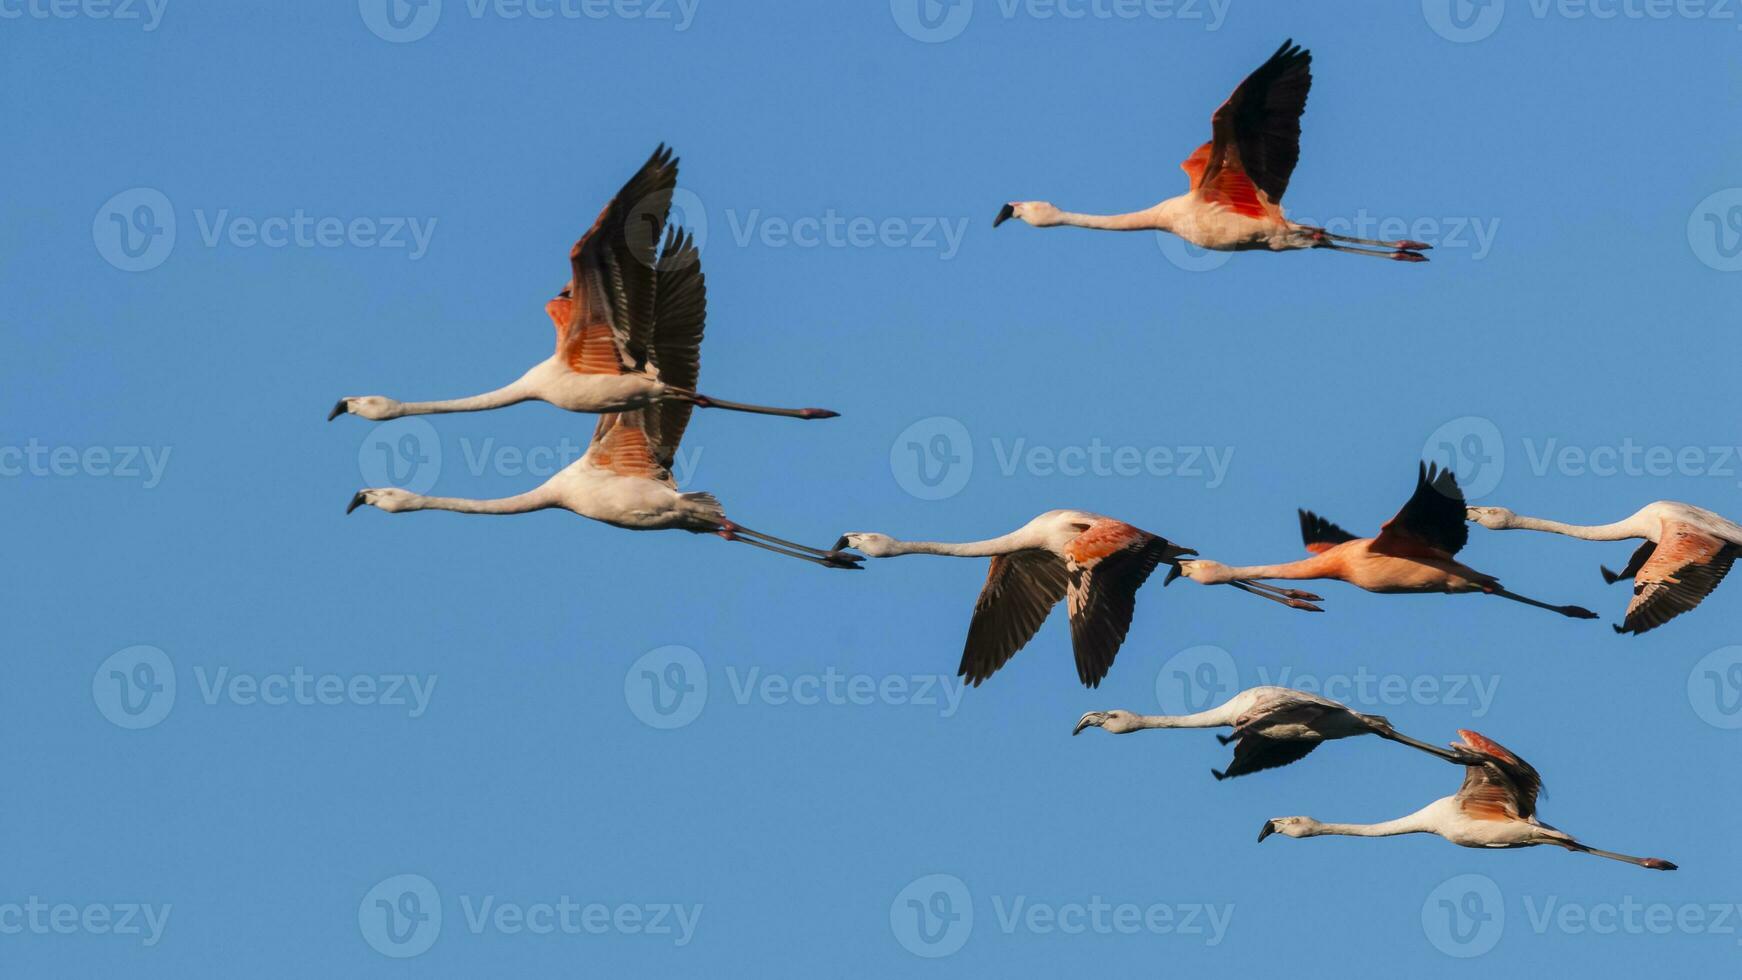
[1134,705,1241,729]
[398,382,531,417]
[1499,514,1639,541]
[1054,208,1166,232]
[406,489,554,515]
[1214,560,1324,582]
[1306,812,1435,839]
[884,533,1029,558]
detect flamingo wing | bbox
[959,550,1070,687]
[1063,524,1189,688]
[559,145,678,376]
[1452,729,1543,822]
[1186,39,1311,219]
[1616,524,1738,634]
[1298,509,1358,554]
[1372,462,1469,558]
[1217,735,1320,780]
[1230,690,1342,736]
[581,410,672,484]
[644,226,706,470]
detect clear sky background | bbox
[6,1,1742,975]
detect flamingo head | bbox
[832,532,897,558]
[1465,505,1517,530]
[329,396,404,422]
[1072,709,1142,735]
[1257,816,1320,842]
[993,201,1063,228]
[1168,559,1235,585]
[348,487,420,514]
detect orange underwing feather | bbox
[1180,141,1213,189]
[1064,520,1147,565]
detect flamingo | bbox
[1169,463,1599,620]
[1467,502,1742,634]
[1073,686,1472,781]
[832,511,1322,689]
[1259,729,1679,871]
[347,227,858,570]
[330,145,837,424]
[993,40,1430,262]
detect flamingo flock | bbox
[328,40,1719,876]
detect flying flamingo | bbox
[348,228,857,570]
[1169,463,1599,620]
[330,145,837,424]
[1259,729,1679,871]
[993,40,1430,262]
[832,511,1322,689]
[1073,686,1472,781]
[1467,501,1742,634]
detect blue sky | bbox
[6,1,1742,974]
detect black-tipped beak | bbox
[347,491,367,514]
[328,399,349,421]
[1257,820,1277,843]
[1072,712,1106,736]
[832,536,850,552]
[1164,563,1185,586]
[993,203,1015,228]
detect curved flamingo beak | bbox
[993,204,1016,228]
[328,399,349,421]
[1257,820,1277,843]
[1072,711,1108,736]
[1164,564,1185,586]
[347,491,367,514]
